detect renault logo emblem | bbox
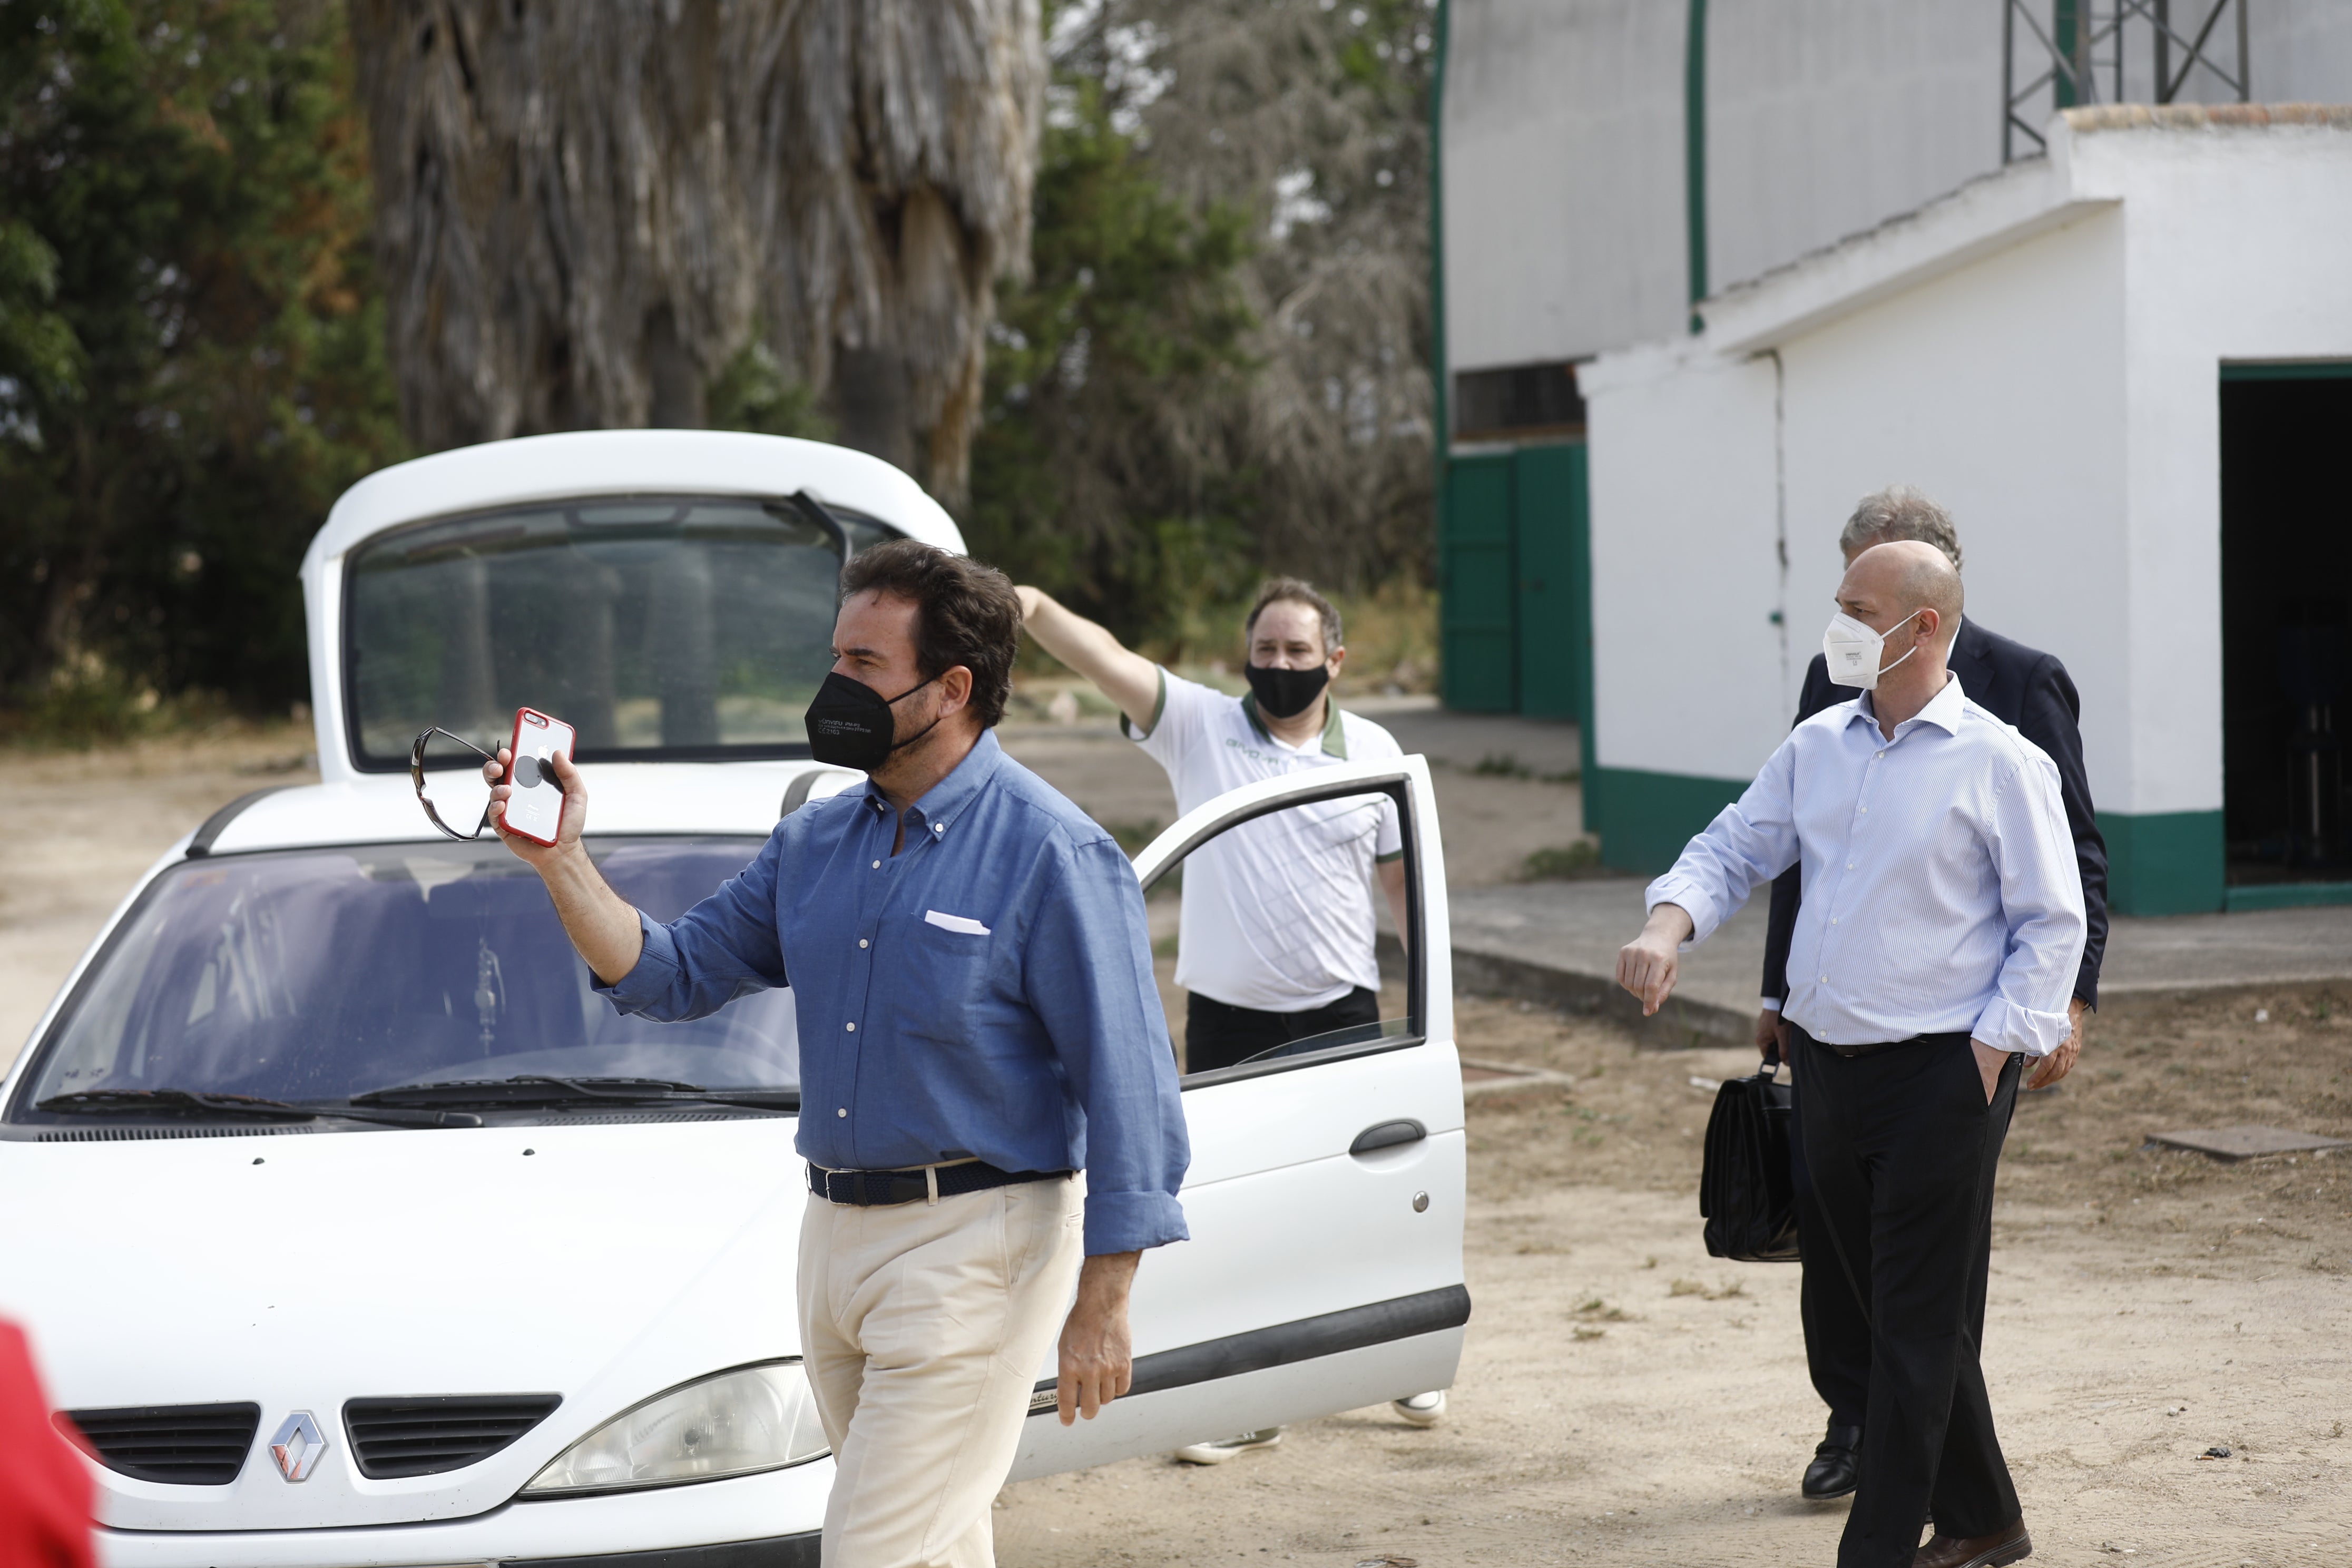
[268,1412,328,1482]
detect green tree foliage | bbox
[972,0,1436,655]
[964,74,1258,653]
[705,332,836,444]
[0,0,404,728]
[1059,0,1436,593]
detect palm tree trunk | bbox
[348,0,1041,508]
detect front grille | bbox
[344,1394,562,1478]
[58,1402,260,1485]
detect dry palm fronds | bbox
[349,0,1043,504]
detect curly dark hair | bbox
[838,539,1020,728]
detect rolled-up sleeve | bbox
[1645,741,1801,947]
[599,834,789,1022]
[1023,836,1190,1256]
[1972,752,2085,1055]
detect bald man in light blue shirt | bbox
[1616,542,2082,1568]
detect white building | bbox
[1434,1,2352,913]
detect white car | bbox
[0,430,1468,1567]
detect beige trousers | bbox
[797,1176,1085,1568]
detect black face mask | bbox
[1245,660,1331,721]
[803,670,942,771]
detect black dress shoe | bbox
[1914,1516,2032,1567]
[1801,1423,1862,1501]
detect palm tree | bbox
[349,0,1042,506]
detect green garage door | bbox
[1439,453,1516,711]
[1513,442,1588,722]
[1439,440,1588,723]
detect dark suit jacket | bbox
[1760,618,2109,1011]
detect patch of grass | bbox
[1669,1278,1746,1300]
[1572,1326,1608,1341]
[0,659,236,750]
[1572,1295,1638,1322]
[1520,841,1606,881]
[1467,751,1581,786]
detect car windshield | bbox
[11,838,796,1118]
[345,495,893,770]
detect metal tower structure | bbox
[2004,0,2252,160]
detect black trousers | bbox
[1792,1026,2023,1568]
[1791,1049,2020,1428]
[1183,986,1379,1075]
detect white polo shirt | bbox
[1128,669,1404,1012]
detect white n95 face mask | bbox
[1822,607,1925,690]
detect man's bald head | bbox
[1843,540,1964,648]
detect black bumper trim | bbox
[507,1532,820,1568]
[1028,1282,1471,1413]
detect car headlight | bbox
[521,1361,829,1496]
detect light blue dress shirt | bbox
[1646,674,2085,1056]
[599,729,1190,1256]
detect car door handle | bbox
[1349,1119,1426,1155]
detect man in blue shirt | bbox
[485,541,1189,1567]
[1618,542,2084,1568]
[1758,488,2108,1508]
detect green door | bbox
[1439,453,1516,711]
[1512,442,1587,722]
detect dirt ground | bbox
[997,987,2352,1565]
[5,733,2347,1564]
[0,724,320,1069]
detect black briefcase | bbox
[1698,1043,1800,1262]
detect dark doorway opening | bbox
[2220,368,2352,887]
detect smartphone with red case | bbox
[502,708,576,847]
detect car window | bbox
[344,496,895,771]
[1139,783,1421,1082]
[9,838,795,1118]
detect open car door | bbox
[1011,754,1468,1477]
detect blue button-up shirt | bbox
[1646,674,2085,1056]
[599,730,1190,1255]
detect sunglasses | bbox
[409,727,500,841]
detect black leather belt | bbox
[1796,1025,1973,1060]
[806,1160,1067,1207]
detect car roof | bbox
[298,430,965,783]
[194,765,843,859]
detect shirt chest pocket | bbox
[894,908,1002,1034]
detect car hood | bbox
[0,1116,808,1532]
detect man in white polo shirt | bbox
[1015,576,1442,1454]
[1016,577,1410,1071]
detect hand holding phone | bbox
[492,708,578,848]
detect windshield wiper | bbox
[35,1088,481,1130]
[352,1075,799,1113]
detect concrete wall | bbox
[1777,211,2127,793]
[1442,0,1688,372]
[1584,344,1785,783]
[2085,116,2352,822]
[1707,1,2001,295]
[1442,0,2352,379]
[1577,116,2352,909]
[1584,208,2125,795]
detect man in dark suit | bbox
[1759,487,2109,1506]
